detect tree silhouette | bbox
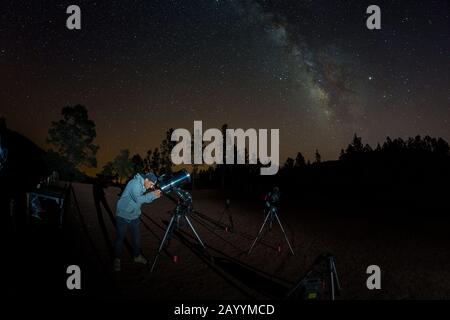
[144,149,152,172]
[101,161,115,178]
[151,147,161,174]
[339,149,346,160]
[103,149,133,184]
[434,138,450,157]
[337,134,450,164]
[352,134,364,153]
[340,133,374,160]
[294,152,306,167]
[314,149,322,163]
[47,105,99,169]
[375,143,382,152]
[159,128,175,174]
[284,157,294,169]
[131,153,144,174]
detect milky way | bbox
[245,2,359,119]
[1,0,449,171]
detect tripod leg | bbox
[228,210,234,231]
[150,214,177,273]
[330,262,335,300]
[184,216,206,249]
[332,259,341,292]
[274,213,295,255]
[248,211,271,255]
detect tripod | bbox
[287,254,341,300]
[327,255,341,300]
[149,189,206,273]
[248,205,294,255]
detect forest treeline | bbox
[2,104,450,212]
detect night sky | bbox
[1,0,449,172]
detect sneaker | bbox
[113,258,121,272]
[134,254,148,264]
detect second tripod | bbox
[248,204,294,255]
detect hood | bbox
[134,173,145,185]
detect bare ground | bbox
[66,183,450,300]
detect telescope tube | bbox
[158,169,191,193]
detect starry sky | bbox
[1,0,449,172]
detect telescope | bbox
[265,186,280,207]
[156,169,191,194]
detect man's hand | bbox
[153,190,162,198]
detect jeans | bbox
[114,216,141,258]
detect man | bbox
[114,172,161,271]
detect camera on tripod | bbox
[248,186,294,255]
[265,186,280,209]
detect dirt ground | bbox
[59,183,450,300]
